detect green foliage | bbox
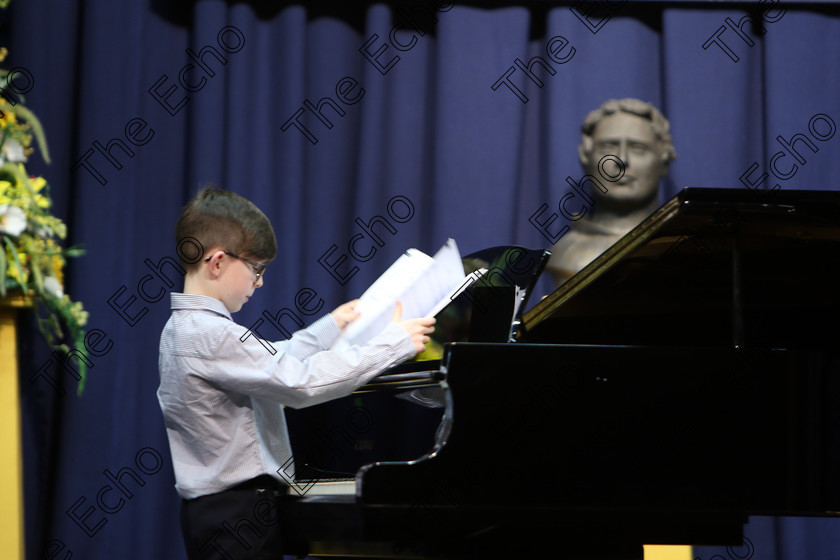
[0,44,88,393]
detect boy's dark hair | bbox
[175,186,277,272]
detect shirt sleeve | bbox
[282,314,341,360]
[206,320,417,408]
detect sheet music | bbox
[336,239,466,347]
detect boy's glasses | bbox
[205,250,267,281]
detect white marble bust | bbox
[546,98,677,287]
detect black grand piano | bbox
[278,188,840,559]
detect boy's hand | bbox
[331,299,361,331]
[392,301,436,354]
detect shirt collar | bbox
[170,293,232,321]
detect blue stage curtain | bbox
[11,1,840,558]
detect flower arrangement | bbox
[0,47,89,392]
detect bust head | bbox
[578,98,676,214]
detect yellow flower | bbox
[0,180,11,205]
[30,177,51,208]
[50,253,65,285]
[5,246,29,285]
[0,109,17,127]
[30,176,46,192]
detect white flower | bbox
[0,138,27,165]
[43,276,64,299]
[0,204,26,236]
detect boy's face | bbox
[205,249,266,313]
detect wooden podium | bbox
[1,295,29,560]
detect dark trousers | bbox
[180,475,287,560]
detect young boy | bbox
[157,187,435,559]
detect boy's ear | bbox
[202,249,226,277]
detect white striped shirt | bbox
[157,293,416,499]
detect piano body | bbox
[278,188,840,559]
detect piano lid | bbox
[519,187,840,349]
